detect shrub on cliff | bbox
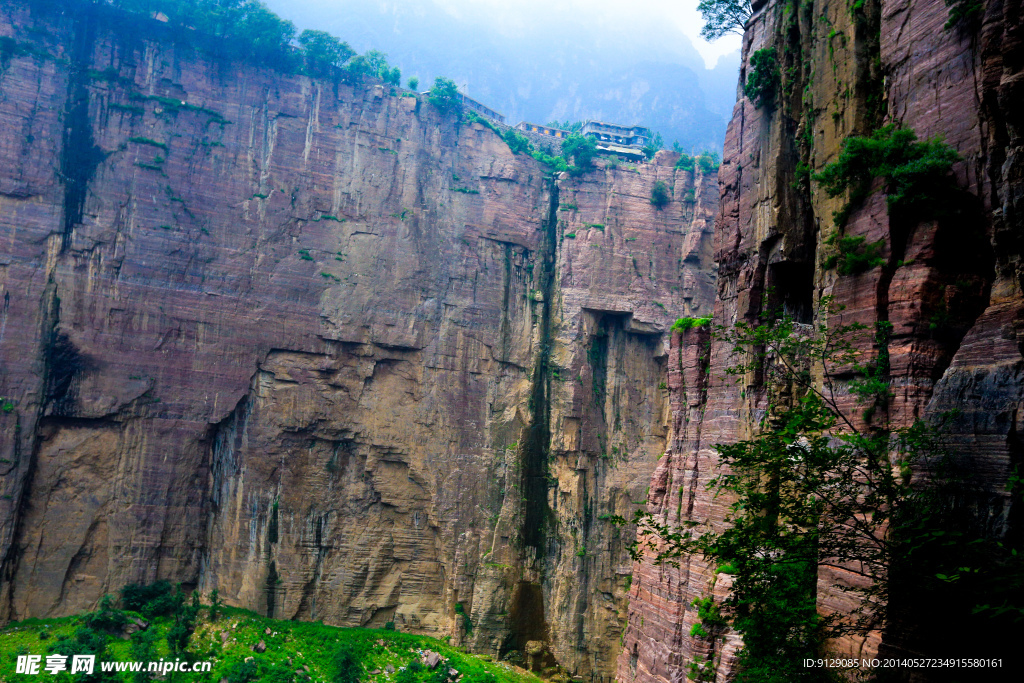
[813,124,961,226]
[944,0,984,30]
[744,48,779,107]
[428,77,463,117]
[345,50,400,84]
[671,316,712,333]
[502,128,534,156]
[101,1,298,68]
[822,234,886,276]
[650,181,671,209]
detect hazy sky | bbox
[266,0,742,69]
[429,0,741,68]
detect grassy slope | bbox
[0,607,542,683]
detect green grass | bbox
[671,316,712,333]
[0,606,541,683]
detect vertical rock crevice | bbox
[59,5,104,252]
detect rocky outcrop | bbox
[0,2,717,680]
[619,0,1023,681]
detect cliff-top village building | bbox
[454,89,653,161]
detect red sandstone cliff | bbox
[619,0,1023,680]
[0,2,718,679]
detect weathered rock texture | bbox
[619,0,1023,681]
[0,2,717,679]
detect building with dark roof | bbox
[581,121,652,149]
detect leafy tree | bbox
[395,660,423,683]
[696,151,720,173]
[231,1,296,66]
[48,626,118,682]
[642,131,664,160]
[697,0,753,41]
[363,49,390,78]
[561,133,597,172]
[428,77,463,117]
[298,29,355,76]
[345,55,373,78]
[129,628,159,683]
[208,587,223,621]
[407,76,419,90]
[944,0,984,30]
[545,120,582,132]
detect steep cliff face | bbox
[619,0,1023,680]
[0,3,717,679]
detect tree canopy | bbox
[428,77,463,117]
[298,29,355,77]
[697,0,753,41]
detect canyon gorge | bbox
[0,1,715,679]
[1,0,1022,682]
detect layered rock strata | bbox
[0,2,718,679]
[619,0,1023,681]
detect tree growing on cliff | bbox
[428,77,463,117]
[650,181,671,209]
[697,0,753,40]
[643,132,665,160]
[298,29,355,77]
[561,134,598,173]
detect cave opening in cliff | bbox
[502,581,553,667]
[766,261,814,324]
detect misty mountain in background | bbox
[264,0,740,153]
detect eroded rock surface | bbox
[0,3,717,679]
[619,0,1024,681]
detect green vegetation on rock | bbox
[650,181,670,209]
[813,125,961,226]
[744,48,780,107]
[671,316,712,333]
[822,234,886,276]
[1,591,541,683]
[428,77,462,117]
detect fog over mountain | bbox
[264,0,741,152]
